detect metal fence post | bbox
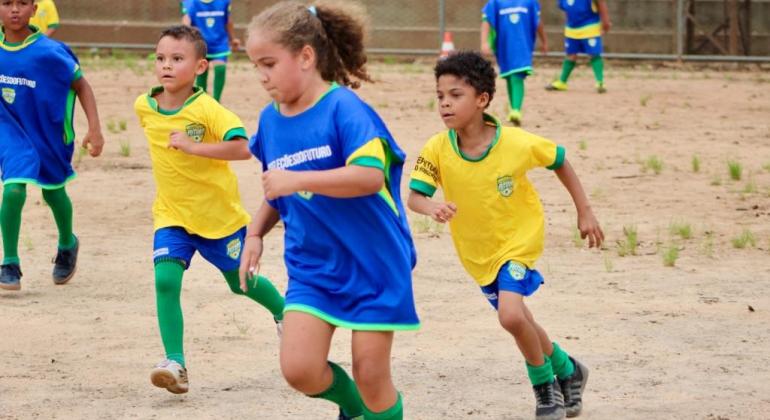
[676,0,684,60]
[438,0,446,50]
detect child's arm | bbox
[227,20,241,51]
[597,0,612,34]
[261,166,384,200]
[239,200,281,290]
[168,132,252,160]
[181,14,191,26]
[554,159,604,248]
[407,191,457,224]
[72,77,104,157]
[480,21,492,57]
[537,20,548,53]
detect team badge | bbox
[297,191,314,200]
[496,175,514,197]
[2,88,15,105]
[509,13,520,24]
[567,0,575,6]
[185,123,206,142]
[588,38,598,47]
[206,18,215,28]
[507,262,527,281]
[226,238,241,260]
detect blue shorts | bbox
[480,261,544,309]
[153,226,245,272]
[565,37,603,56]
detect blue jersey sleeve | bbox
[334,93,385,163]
[482,0,497,27]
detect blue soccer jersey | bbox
[559,0,601,39]
[249,85,420,331]
[0,28,82,188]
[184,0,232,59]
[482,0,541,77]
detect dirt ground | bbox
[1,57,769,420]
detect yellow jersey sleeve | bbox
[521,131,565,171]
[206,99,247,141]
[346,138,386,170]
[409,134,442,197]
[30,1,60,32]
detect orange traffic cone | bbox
[440,31,455,59]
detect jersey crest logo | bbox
[206,18,216,28]
[297,191,314,200]
[497,175,514,197]
[226,238,241,260]
[507,262,527,281]
[509,13,520,24]
[185,123,206,142]
[588,38,598,47]
[2,88,15,104]
[567,0,575,6]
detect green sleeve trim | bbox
[223,127,247,141]
[73,68,83,81]
[284,304,420,331]
[547,145,566,170]
[349,156,385,170]
[63,89,77,144]
[409,179,436,197]
[48,23,60,29]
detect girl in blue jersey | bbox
[481,0,547,126]
[182,0,239,101]
[241,2,419,419]
[0,0,104,291]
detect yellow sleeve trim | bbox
[346,138,386,168]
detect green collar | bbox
[146,86,205,116]
[0,25,42,50]
[273,82,340,113]
[449,113,501,162]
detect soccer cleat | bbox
[595,82,607,94]
[545,80,568,92]
[274,317,284,338]
[533,379,566,420]
[559,357,589,417]
[337,408,364,420]
[0,264,22,291]
[151,359,189,394]
[507,109,522,127]
[52,237,79,285]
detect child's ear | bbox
[477,91,491,109]
[299,44,316,71]
[195,58,209,75]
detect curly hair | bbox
[434,51,497,108]
[159,25,208,59]
[248,0,372,89]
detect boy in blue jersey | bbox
[182,0,240,102]
[481,0,547,126]
[546,0,611,93]
[0,0,104,291]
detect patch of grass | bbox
[691,155,700,173]
[119,139,131,157]
[118,119,127,131]
[727,160,742,181]
[426,98,435,112]
[616,225,638,257]
[731,229,756,249]
[231,313,250,335]
[662,244,679,267]
[603,253,613,272]
[743,179,757,194]
[763,162,770,173]
[640,94,652,107]
[22,235,34,252]
[381,56,398,65]
[669,220,693,240]
[578,140,587,151]
[106,120,118,134]
[643,155,663,175]
[710,175,722,186]
[72,145,88,168]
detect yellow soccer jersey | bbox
[134,87,250,239]
[30,0,60,33]
[410,114,565,286]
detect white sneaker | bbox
[150,359,189,394]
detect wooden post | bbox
[728,0,739,54]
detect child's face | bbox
[154,36,208,94]
[246,29,313,104]
[0,0,37,32]
[436,74,490,130]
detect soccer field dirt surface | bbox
[1,59,769,420]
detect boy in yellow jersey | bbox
[408,52,604,420]
[134,25,285,394]
[29,0,59,36]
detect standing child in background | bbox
[546,0,611,93]
[29,0,59,37]
[134,25,285,394]
[242,2,419,419]
[408,52,603,420]
[0,0,104,291]
[182,0,240,102]
[481,0,547,126]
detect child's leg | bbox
[41,187,77,249]
[505,73,526,114]
[155,261,186,366]
[196,67,209,93]
[222,270,285,320]
[1,183,26,265]
[211,60,227,102]
[352,331,403,420]
[522,304,574,379]
[498,291,554,385]
[559,55,578,84]
[281,311,364,418]
[590,55,604,85]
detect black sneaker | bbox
[559,357,589,417]
[337,408,363,420]
[533,379,566,420]
[52,237,79,285]
[0,264,22,291]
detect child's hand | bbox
[239,235,263,292]
[602,21,612,34]
[262,169,301,200]
[578,210,604,248]
[231,38,242,51]
[82,130,105,157]
[540,39,548,54]
[168,131,197,154]
[430,201,457,223]
[480,44,492,58]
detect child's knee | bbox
[498,307,528,335]
[2,183,27,203]
[352,357,389,391]
[280,354,327,393]
[155,266,183,295]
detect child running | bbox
[182,0,239,102]
[0,0,104,291]
[242,2,419,419]
[546,0,611,93]
[29,0,58,37]
[133,25,285,394]
[408,51,604,420]
[481,0,547,126]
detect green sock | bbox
[309,361,364,418]
[223,269,285,320]
[155,261,186,367]
[363,393,403,420]
[213,64,227,102]
[1,183,26,265]
[41,187,76,249]
[506,74,525,112]
[559,59,577,83]
[195,68,209,93]
[549,342,575,379]
[590,56,604,83]
[526,356,554,386]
